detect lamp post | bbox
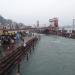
[73,17,75,30]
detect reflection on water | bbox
[10,35,75,75]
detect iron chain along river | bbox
[10,35,75,75]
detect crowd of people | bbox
[0,31,33,46]
[0,33,16,46]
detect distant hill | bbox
[0,15,27,29]
[0,16,7,25]
[0,15,16,25]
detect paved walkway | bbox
[0,36,35,59]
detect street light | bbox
[72,17,75,30]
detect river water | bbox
[11,35,75,75]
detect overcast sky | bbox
[0,0,75,26]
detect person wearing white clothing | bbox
[23,42,26,47]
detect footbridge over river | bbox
[0,35,39,75]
